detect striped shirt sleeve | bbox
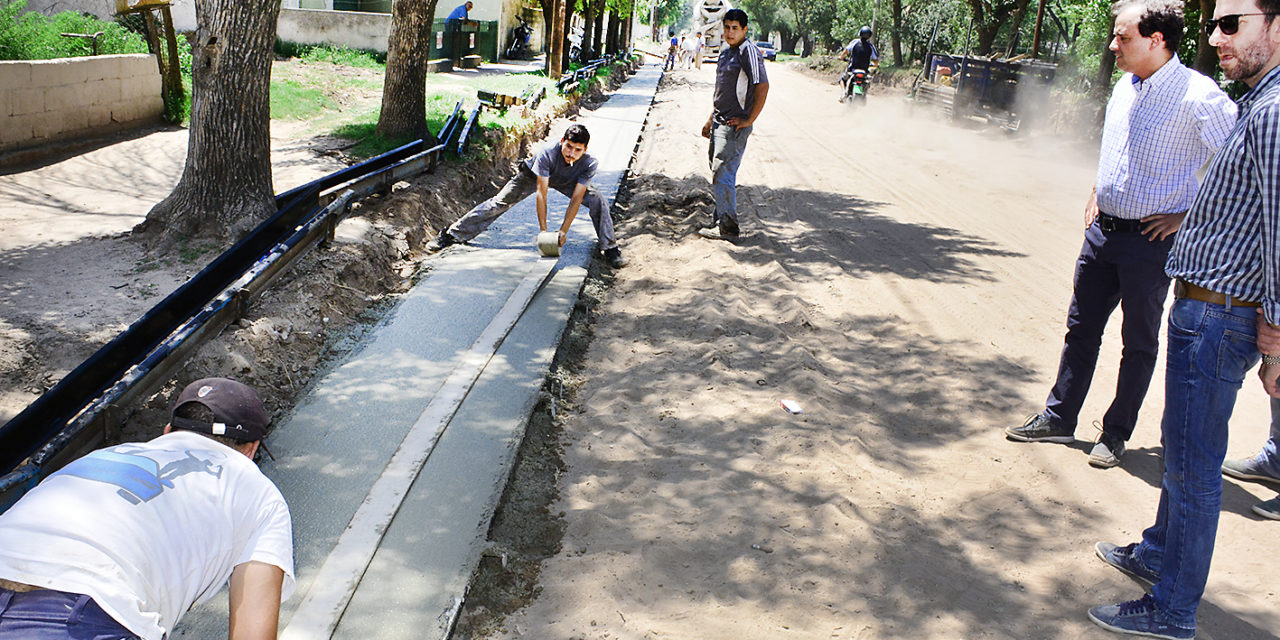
[1251,99,1280,323]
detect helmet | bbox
[859,26,872,40]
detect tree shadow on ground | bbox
[533,172,1280,639]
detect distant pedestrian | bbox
[699,8,769,241]
[681,33,697,69]
[1006,0,1236,469]
[427,124,626,268]
[694,31,705,69]
[0,378,294,640]
[664,33,679,71]
[1088,0,1280,636]
[445,1,474,58]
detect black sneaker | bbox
[698,226,740,241]
[1095,541,1158,586]
[1005,414,1074,443]
[427,231,457,252]
[603,247,626,268]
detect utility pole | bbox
[1030,0,1049,58]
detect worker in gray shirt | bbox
[428,124,625,268]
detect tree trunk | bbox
[539,0,554,57]
[779,27,800,54]
[548,0,565,76]
[375,0,440,143]
[606,11,619,54]
[137,0,280,249]
[592,6,604,59]
[1003,0,1031,57]
[1095,10,1117,98]
[975,22,1001,54]
[562,1,577,69]
[801,36,813,56]
[891,0,903,66]
[581,2,595,60]
[1193,0,1218,75]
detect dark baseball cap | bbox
[170,378,270,448]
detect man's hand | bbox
[1258,310,1280,353]
[558,229,567,247]
[1262,362,1280,398]
[1259,312,1280,397]
[702,118,713,138]
[1141,212,1185,242]
[1084,188,1099,229]
[726,116,751,129]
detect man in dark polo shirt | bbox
[699,8,769,241]
[427,124,625,268]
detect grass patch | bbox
[275,40,386,67]
[329,122,417,159]
[0,0,147,60]
[271,79,335,120]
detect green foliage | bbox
[0,0,148,61]
[271,79,335,119]
[163,36,193,124]
[275,40,387,67]
[329,71,566,161]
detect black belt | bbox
[1096,212,1145,232]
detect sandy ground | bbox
[0,117,350,424]
[469,63,1279,639]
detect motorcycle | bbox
[840,68,869,104]
[505,19,533,60]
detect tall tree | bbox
[376,0,441,142]
[1191,0,1217,75]
[891,0,904,64]
[965,0,1030,54]
[138,0,281,249]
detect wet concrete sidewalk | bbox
[172,61,662,640]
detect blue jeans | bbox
[1042,222,1174,440]
[1132,298,1260,629]
[0,588,137,639]
[1258,396,1280,474]
[708,123,751,232]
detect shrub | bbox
[0,0,148,61]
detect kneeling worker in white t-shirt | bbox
[0,377,294,640]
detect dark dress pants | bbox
[1042,220,1174,441]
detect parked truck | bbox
[911,52,1056,131]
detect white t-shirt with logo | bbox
[0,430,295,640]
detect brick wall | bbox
[0,54,164,154]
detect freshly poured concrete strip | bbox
[280,257,558,640]
[170,61,660,639]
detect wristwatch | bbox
[1265,354,1280,366]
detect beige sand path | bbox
[481,63,1278,640]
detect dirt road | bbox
[473,63,1279,639]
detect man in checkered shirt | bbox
[1006,0,1237,470]
[1088,0,1280,635]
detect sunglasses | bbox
[1202,12,1278,36]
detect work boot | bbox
[427,231,457,252]
[603,247,626,268]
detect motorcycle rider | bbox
[839,26,879,102]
